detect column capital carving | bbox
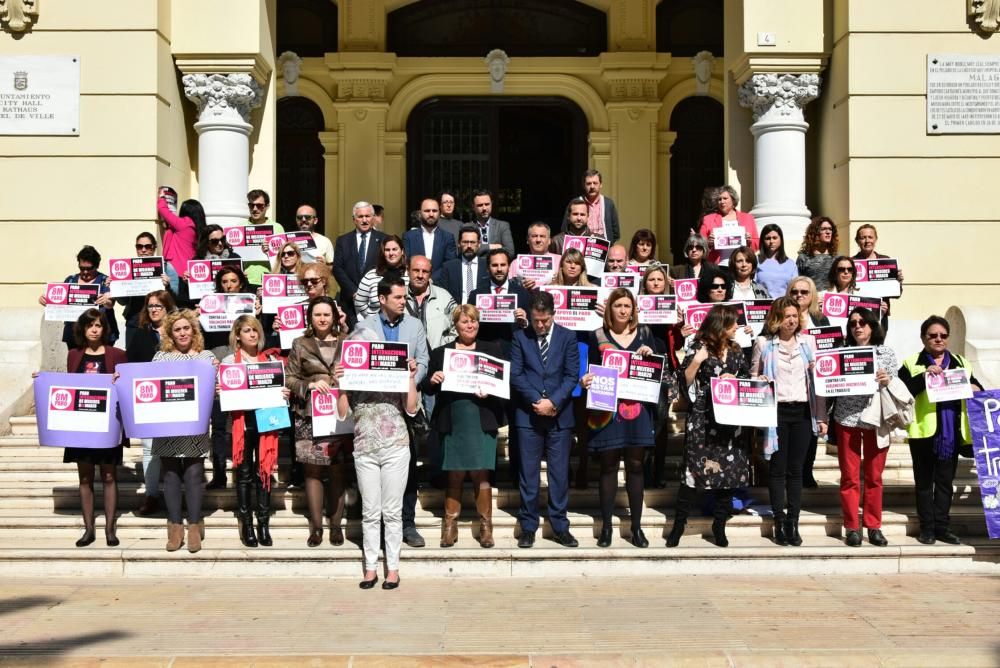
[182,73,262,125]
[738,73,820,123]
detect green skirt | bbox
[441,399,497,471]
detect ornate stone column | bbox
[738,73,820,244]
[182,73,263,227]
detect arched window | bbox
[669,97,724,260]
[276,98,326,232]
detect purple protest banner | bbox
[586,365,618,412]
[966,390,1000,539]
[114,360,216,439]
[33,372,122,448]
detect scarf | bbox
[926,349,959,460]
[232,347,282,491]
[760,335,818,460]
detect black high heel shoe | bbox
[666,520,685,548]
[596,526,613,548]
[307,528,323,547]
[76,527,96,548]
[630,528,649,548]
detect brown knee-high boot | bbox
[440,487,461,547]
[476,486,494,548]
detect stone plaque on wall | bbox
[0,56,80,136]
[927,54,1000,134]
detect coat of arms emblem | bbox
[13,71,27,91]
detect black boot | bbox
[256,477,272,547]
[785,518,802,547]
[667,485,693,547]
[206,454,227,489]
[773,517,788,546]
[712,491,732,548]
[236,467,257,547]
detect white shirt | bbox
[421,225,436,259]
[356,229,371,253]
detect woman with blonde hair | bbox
[152,308,218,552]
[551,247,592,286]
[786,276,830,330]
[271,240,304,275]
[220,315,290,547]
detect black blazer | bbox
[126,327,161,363]
[433,257,490,305]
[421,339,507,435]
[466,279,531,356]
[333,229,385,313]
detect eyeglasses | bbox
[303,277,324,286]
[208,237,225,245]
[147,304,165,311]
[926,332,949,340]
[78,264,96,273]
[710,284,726,290]
[686,246,702,253]
[790,289,810,296]
[295,215,315,221]
[248,202,267,210]
[848,320,868,328]
[837,267,854,273]
[135,243,155,251]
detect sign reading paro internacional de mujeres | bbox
[927,54,1000,134]
[0,55,79,135]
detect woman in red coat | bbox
[699,185,759,267]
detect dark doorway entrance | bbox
[669,96,724,261]
[406,97,587,254]
[276,97,325,234]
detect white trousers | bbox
[354,445,411,571]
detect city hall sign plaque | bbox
[927,53,1000,134]
[0,55,80,135]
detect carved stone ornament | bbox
[1,0,38,32]
[970,0,1000,32]
[182,73,262,124]
[485,48,510,94]
[738,73,820,123]
[693,51,714,96]
[336,79,387,101]
[277,51,302,97]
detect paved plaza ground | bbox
[0,575,996,666]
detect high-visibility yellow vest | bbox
[902,352,972,443]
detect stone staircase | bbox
[1,414,997,577]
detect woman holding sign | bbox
[286,296,352,548]
[422,305,506,549]
[580,289,659,548]
[156,188,205,293]
[699,186,759,266]
[152,309,218,553]
[39,245,120,349]
[899,316,982,545]
[270,240,304,274]
[833,307,898,547]
[333,327,421,590]
[825,256,860,295]
[64,309,128,547]
[668,304,751,548]
[221,315,291,547]
[751,297,828,546]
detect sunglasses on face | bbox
[248,202,267,210]
[926,332,949,340]
[281,250,299,258]
[686,246,701,252]
[848,320,868,328]
[790,289,810,296]
[135,243,156,251]
[295,215,315,221]
[303,278,324,286]
[78,265,96,272]
[208,237,225,245]
[710,284,726,290]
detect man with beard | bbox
[293,203,334,265]
[582,169,620,243]
[471,189,515,258]
[467,248,529,354]
[403,198,457,272]
[551,197,592,255]
[434,225,490,305]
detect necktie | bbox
[494,285,502,294]
[480,223,489,245]
[539,333,549,367]
[465,261,473,297]
[358,232,368,274]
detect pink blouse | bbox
[156,197,197,273]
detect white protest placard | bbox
[714,227,746,251]
[926,368,974,403]
[186,258,244,300]
[44,282,99,322]
[46,386,112,433]
[339,341,410,393]
[267,231,318,261]
[441,348,511,400]
[223,225,274,261]
[821,293,884,334]
[261,273,307,313]
[601,349,664,404]
[543,286,605,331]
[637,294,678,325]
[198,293,256,332]
[108,257,164,298]
[132,375,201,424]
[511,254,558,286]
[474,293,518,323]
[600,272,641,295]
[218,361,286,412]
[804,326,845,351]
[710,377,777,428]
[854,258,902,298]
[813,346,878,397]
[311,389,354,437]
[276,304,307,349]
[563,235,610,277]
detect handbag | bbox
[255,406,291,433]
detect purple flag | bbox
[34,372,122,448]
[586,365,619,412]
[115,360,216,439]
[966,390,1000,539]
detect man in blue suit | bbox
[402,198,457,273]
[333,201,385,327]
[433,225,489,305]
[509,291,580,548]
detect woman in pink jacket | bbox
[156,187,205,293]
[699,185,759,267]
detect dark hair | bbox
[696,304,741,359]
[458,224,481,241]
[196,224,230,259]
[583,168,602,183]
[800,216,840,256]
[77,245,101,268]
[135,232,157,246]
[437,190,455,202]
[757,223,788,263]
[375,234,406,275]
[529,290,555,315]
[214,265,249,294]
[920,315,950,339]
[305,295,340,337]
[845,307,885,346]
[700,186,719,217]
[562,196,590,232]
[247,189,270,205]
[138,289,177,329]
[827,255,858,292]
[372,204,384,216]
[697,271,733,303]
[179,199,207,243]
[377,275,406,298]
[487,248,511,264]
[628,228,657,263]
[73,308,109,348]
[730,246,758,275]
[472,189,493,202]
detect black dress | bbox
[62,353,124,466]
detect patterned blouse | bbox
[796,252,835,291]
[833,345,899,428]
[348,390,416,456]
[150,349,217,458]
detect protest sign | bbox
[964,391,1000,539]
[261,273,307,313]
[710,377,777,428]
[44,283,99,322]
[563,235,610,276]
[585,364,619,412]
[601,349,664,404]
[276,304,307,349]
[926,368,974,403]
[854,257,902,298]
[218,361,286,411]
[674,278,699,305]
[115,360,216,438]
[510,254,558,286]
[198,293,256,332]
[813,346,878,397]
[543,286,605,331]
[600,272,641,294]
[804,326,845,351]
[474,293,518,323]
[223,225,274,261]
[441,348,511,400]
[339,341,410,393]
[637,294,678,325]
[186,258,243,300]
[311,389,354,437]
[33,372,121,448]
[108,256,164,298]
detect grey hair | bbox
[352,201,373,217]
[684,233,709,255]
[716,185,740,209]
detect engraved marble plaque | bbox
[927,54,1000,134]
[0,55,80,136]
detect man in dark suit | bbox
[434,225,489,306]
[551,197,593,255]
[332,201,384,327]
[509,291,580,548]
[466,248,529,355]
[402,198,457,272]
[582,169,621,243]
[471,189,516,259]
